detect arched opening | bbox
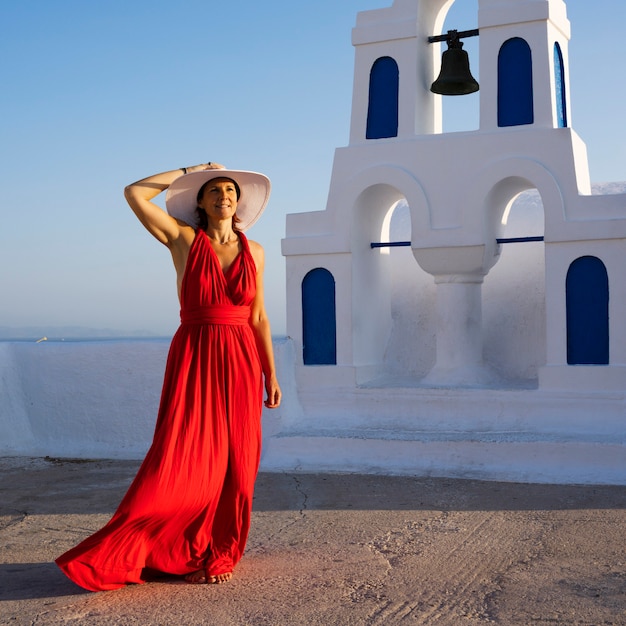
[441,0,480,133]
[553,42,567,128]
[349,172,432,375]
[483,183,546,384]
[566,256,609,365]
[302,268,337,365]
[498,38,534,127]
[366,56,399,139]
[383,200,437,380]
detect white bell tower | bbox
[281,0,626,391]
[271,0,626,483]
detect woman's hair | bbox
[195,177,242,231]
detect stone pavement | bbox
[1,456,625,625]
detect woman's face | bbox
[197,178,239,223]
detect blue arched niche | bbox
[366,56,399,139]
[554,42,567,128]
[566,256,609,365]
[498,38,534,127]
[302,268,337,365]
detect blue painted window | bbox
[554,42,567,127]
[302,268,337,365]
[498,38,534,127]
[366,56,399,139]
[566,256,609,365]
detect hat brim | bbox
[165,169,271,231]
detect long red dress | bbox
[56,230,264,591]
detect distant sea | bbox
[0,336,173,343]
[0,326,173,343]
[0,327,286,343]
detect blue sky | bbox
[1,0,625,337]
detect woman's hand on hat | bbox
[194,162,225,172]
[181,162,226,175]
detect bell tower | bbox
[281,0,626,392]
[270,0,626,482]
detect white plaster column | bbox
[433,276,483,370]
[413,245,498,386]
[421,274,499,387]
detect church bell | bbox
[430,31,479,96]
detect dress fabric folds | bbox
[56,230,263,591]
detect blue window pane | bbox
[302,268,337,365]
[566,256,609,365]
[366,57,399,139]
[554,43,567,128]
[498,38,534,127]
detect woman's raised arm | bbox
[124,163,224,246]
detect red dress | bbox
[56,230,263,591]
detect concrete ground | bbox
[1,457,625,625]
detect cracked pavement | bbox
[1,457,626,625]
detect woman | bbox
[56,162,281,590]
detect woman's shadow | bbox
[0,562,86,600]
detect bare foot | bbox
[184,569,208,584]
[210,572,232,584]
[184,569,232,584]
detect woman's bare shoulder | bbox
[245,237,265,268]
[246,237,263,251]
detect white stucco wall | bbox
[1,331,625,484]
[0,337,296,461]
[0,340,167,459]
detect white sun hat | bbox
[165,169,271,231]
